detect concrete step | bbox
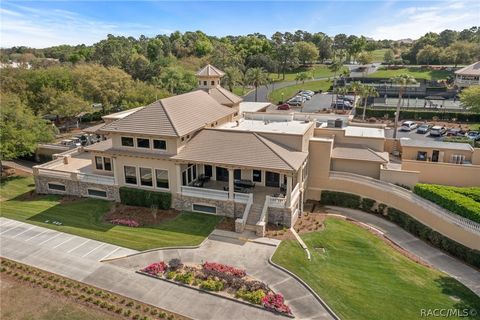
[244,224,257,232]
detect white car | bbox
[299,90,314,96]
[400,121,418,131]
[299,92,312,100]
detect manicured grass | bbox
[370,49,389,62]
[0,176,221,251]
[368,67,453,80]
[269,79,332,103]
[272,218,480,320]
[268,65,348,82]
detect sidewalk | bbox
[325,206,480,296]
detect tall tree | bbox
[294,72,312,86]
[360,85,379,120]
[391,74,417,139]
[296,41,319,65]
[222,66,242,92]
[245,67,268,102]
[459,85,480,112]
[329,57,345,106]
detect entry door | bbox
[204,165,213,178]
[432,150,439,162]
[216,167,229,182]
[265,171,280,187]
[234,169,241,180]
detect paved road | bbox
[324,206,480,296]
[0,219,333,320]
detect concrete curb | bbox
[268,253,341,320]
[136,270,294,318]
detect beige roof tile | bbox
[204,86,243,106]
[100,90,235,137]
[196,64,225,77]
[455,62,480,76]
[173,129,307,171]
[84,139,112,152]
[332,146,389,163]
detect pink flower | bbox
[202,262,246,278]
[262,293,291,315]
[141,262,167,275]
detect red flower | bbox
[141,262,167,275]
[202,262,246,278]
[262,293,291,315]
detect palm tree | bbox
[223,67,242,92]
[360,85,379,120]
[391,74,417,139]
[347,81,363,109]
[329,57,345,106]
[333,86,349,111]
[246,67,268,102]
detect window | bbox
[87,189,107,198]
[204,165,212,178]
[137,138,150,149]
[140,167,153,187]
[192,165,197,180]
[182,171,187,186]
[95,156,103,170]
[153,139,167,150]
[124,166,137,185]
[417,151,427,161]
[104,157,112,171]
[155,169,169,189]
[121,137,134,147]
[48,183,66,191]
[234,169,241,180]
[203,81,207,86]
[211,80,215,85]
[253,170,262,182]
[192,204,216,214]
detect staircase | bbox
[245,203,264,231]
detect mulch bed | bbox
[104,203,179,226]
[215,217,236,232]
[265,212,325,240]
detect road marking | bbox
[82,243,105,257]
[52,236,74,249]
[0,220,16,227]
[12,226,36,238]
[67,239,90,253]
[38,233,61,245]
[99,247,121,261]
[0,222,21,235]
[26,230,49,241]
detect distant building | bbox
[454,61,480,88]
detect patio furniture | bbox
[192,180,204,188]
[198,174,210,182]
[234,179,255,189]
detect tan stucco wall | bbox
[307,138,333,192]
[314,128,385,151]
[401,160,480,187]
[307,175,480,250]
[401,146,473,163]
[111,133,179,154]
[384,138,398,154]
[379,167,420,187]
[472,148,480,165]
[331,159,381,179]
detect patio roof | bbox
[173,129,308,172]
[332,145,389,163]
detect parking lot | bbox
[0,218,137,261]
[267,92,346,113]
[385,127,443,142]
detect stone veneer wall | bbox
[172,193,247,218]
[267,207,295,227]
[35,176,119,201]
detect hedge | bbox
[119,187,171,209]
[319,190,480,268]
[363,108,480,122]
[413,184,480,224]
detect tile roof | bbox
[203,86,243,106]
[173,129,308,171]
[399,138,474,151]
[83,122,106,134]
[84,139,112,152]
[196,64,225,77]
[455,62,480,76]
[332,146,389,163]
[100,90,235,137]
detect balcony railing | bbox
[36,168,115,186]
[181,186,229,201]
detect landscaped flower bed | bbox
[109,218,140,227]
[138,259,292,317]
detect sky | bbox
[0,0,479,48]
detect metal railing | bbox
[235,193,254,233]
[329,171,480,234]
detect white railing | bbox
[52,147,82,159]
[255,196,271,236]
[234,192,251,203]
[181,186,229,201]
[290,183,301,207]
[268,195,286,208]
[235,193,254,233]
[77,173,115,185]
[35,158,65,169]
[37,168,72,179]
[37,167,115,186]
[329,171,480,234]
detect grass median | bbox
[269,79,332,103]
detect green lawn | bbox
[232,86,250,96]
[0,176,221,251]
[368,67,453,80]
[272,218,480,320]
[268,65,348,82]
[370,49,388,62]
[269,79,332,103]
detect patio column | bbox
[112,158,118,185]
[285,175,292,207]
[228,168,234,200]
[175,164,182,193]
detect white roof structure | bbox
[218,119,313,135]
[239,102,272,114]
[400,138,474,151]
[196,64,225,77]
[344,126,385,138]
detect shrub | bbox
[361,198,376,213]
[200,279,224,291]
[414,184,480,223]
[119,187,171,209]
[168,258,183,271]
[202,262,246,278]
[141,262,168,276]
[320,191,361,209]
[166,271,176,280]
[174,272,194,285]
[236,289,266,304]
[262,293,291,315]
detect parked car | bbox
[337,95,355,103]
[466,131,480,141]
[299,92,312,100]
[446,128,466,136]
[277,103,290,110]
[331,100,352,109]
[416,124,432,134]
[60,139,81,148]
[400,121,418,131]
[299,90,314,96]
[430,125,446,137]
[287,96,305,106]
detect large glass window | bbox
[103,157,112,171]
[155,169,169,189]
[153,139,167,150]
[139,167,153,187]
[121,137,134,147]
[124,166,137,185]
[87,189,107,198]
[253,170,262,182]
[137,138,150,149]
[95,156,103,170]
[48,183,66,191]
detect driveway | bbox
[0,218,334,320]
